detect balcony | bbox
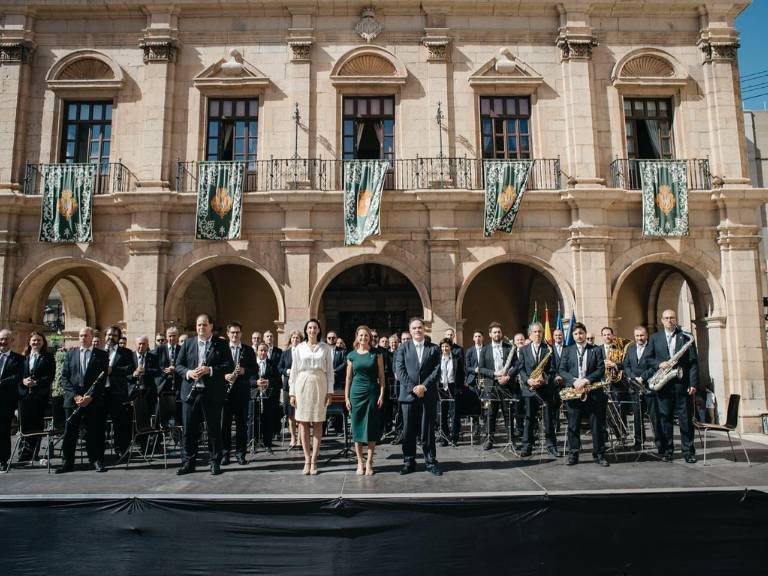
[23,162,135,196]
[610,158,711,191]
[175,157,561,193]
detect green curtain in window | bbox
[195,161,245,240]
[39,163,95,243]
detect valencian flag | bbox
[556,304,564,334]
[543,304,553,345]
[195,161,245,240]
[483,160,532,237]
[343,160,390,246]
[639,160,689,237]
[39,163,96,243]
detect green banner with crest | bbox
[195,161,245,240]
[483,160,533,237]
[39,163,96,243]
[343,160,390,246]
[639,160,689,237]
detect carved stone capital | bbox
[0,41,35,64]
[140,38,178,64]
[698,38,739,63]
[556,32,598,62]
[288,40,312,62]
[423,39,449,62]
[716,226,761,250]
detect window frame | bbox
[59,100,114,165]
[205,97,260,169]
[479,96,532,160]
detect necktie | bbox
[139,354,145,368]
[0,353,7,377]
[232,346,240,365]
[415,342,423,364]
[637,346,644,361]
[533,345,539,362]
[577,346,585,378]
[667,333,676,356]
[198,340,207,367]
[260,361,265,377]
[30,353,38,371]
[80,348,87,376]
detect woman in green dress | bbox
[344,325,385,476]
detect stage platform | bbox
[2,432,767,575]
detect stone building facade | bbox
[1,1,767,429]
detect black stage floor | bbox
[2,432,767,575]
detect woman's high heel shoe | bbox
[356,462,365,475]
[309,459,318,475]
[302,461,310,475]
[365,460,374,476]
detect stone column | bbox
[698,16,750,184]
[281,204,314,336]
[556,8,601,186]
[422,26,450,161]
[702,315,727,423]
[428,237,458,339]
[137,8,179,190]
[287,15,313,159]
[0,13,35,193]
[569,233,611,332]
[0,211,19,330]
[717,224,768,431]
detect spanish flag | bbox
[544,304,553,345]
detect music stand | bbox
[324,400,351,464]
[380,381,400,441]
[436,386,454,445]
[249,388,267,455]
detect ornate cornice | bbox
[555,31,598,62]
[698,29,740,63]
[0,40,35,64]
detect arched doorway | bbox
[11,263,126,346]
[318,264,423,345]
[460,263,561,340]
[170,264,280,336]
[613,262,712,389]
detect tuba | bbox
[604,337,631,385]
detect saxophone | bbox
[647,335,694,391]
[559,380,609,402]
[528,348,552,389]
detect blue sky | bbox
[737,0,768,110]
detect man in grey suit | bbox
[394,317,442,476]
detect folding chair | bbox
[694,393,751,466]
[10,400,58,474]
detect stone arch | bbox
[456,251,576,323]
[164,254,285,328]
[611,48,688,86]
[10,257,128,342]
[309,253,432,322]
[330,46,408,86]
[46,49,125,91]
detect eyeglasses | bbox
[586,337,595,341]
[327,336,336,340]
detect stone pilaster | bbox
[281,204,314,336]
[137,8,179,190]
[0,13,35,193]
[427,237,458,338]
[287,13,314,159]
[698,12,750,184]
[568,230,611,332]
[422,26,451,160]
[556,8,601,186]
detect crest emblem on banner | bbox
[655,184,675,215]
[357,188,373,217]
[57,189,78,220]
[211,186,234,218]
[498,184,517,212]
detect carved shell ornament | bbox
[495,48,518,75]
[59,58,114,80]
[339,54,396,76]
[622,55,675,78]
[355,8,383,43]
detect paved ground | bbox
[1,428,765,499]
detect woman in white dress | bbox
[289,319,334,475]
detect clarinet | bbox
[185,345,213,404]
[67,371,106,423]
[226,356,242,397]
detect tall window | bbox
[206,98,258,168]
[342,96,395,161]
[624,98,673,159]
[60,102,112,164]
[480,96,531,159]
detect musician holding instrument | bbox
[17,332,55,465]
[221,322,256,465]
[0,329,23,473]
[253,342,282,455]
[175,314,234,476]
[622,326,657,451]
[645,310,699,463]
[558,322,608,466]
[57,327,110,473]
[478,322,516,451]
[518,322,560,458]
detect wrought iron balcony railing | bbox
[23,162,135,196]
[175,157,561,193]
[610,158,711,191]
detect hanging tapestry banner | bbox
[639,160,689,237]
[39,163,96,243]
[343,160,390,246]
[483,160,533,237]
[195,161,245,240]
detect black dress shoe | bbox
[482,439,494,451]
[663,452,673,462]
[176,463,195,476]
[391,435,403,445]
[632,443,643,451]
[440,439,449,447]
[520,448,533,458]
[595,455,610,467]
[426,464,443,476]
[399,465,415,475]
[684,454,697,464]
[449,440,459,448]
[221,454,231,466]
[547,446,563,458]
[265,446,274,455]
[566,455,578,466]
[55,463,75,474]
[210,461,222,476]
[0,461,8,473]
[93,461,106,473]
[236,454,247,465]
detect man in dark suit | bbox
[103,325,135,458]
[0,329,23,472]
[558,322,608,466]
[443,328,464,359]
[517,322,560,458]
[129,335,160,424]
[175,314,234,475]
[252,342,282,454]
[154,326,181,396]
[221,322,256,465]
[478,322,516,450]
[645,310,699,463]
[551,328,566,433]
[394,317,442,475]
[57,327,110,473]
[623,325,656,451]
[464,330,484,390]
[437,338,465,446]
[18,332,55,464]
[262,330,282,438]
